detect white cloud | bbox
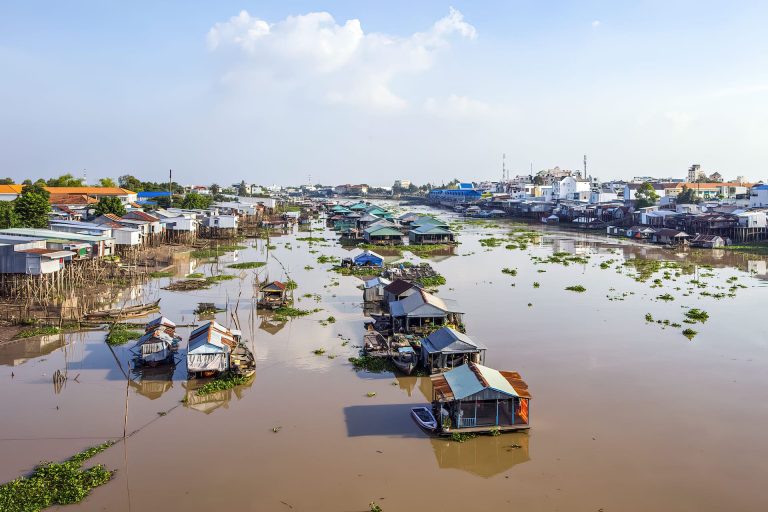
[424,94,493,119]
[207,7,477,110]
[664,110,693,131]
[591,20,601,28]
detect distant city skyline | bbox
[2,1,767,184]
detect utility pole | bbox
[583,154,587,178]
[502,153,506,182]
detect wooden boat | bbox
[411,407,437,431]
[391,346,417,375]
[86,299,161,320]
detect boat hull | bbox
[411,407,437,431]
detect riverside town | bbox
[3,3,768,512]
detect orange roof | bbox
[44,186,136,195]
[49,194,98,205]
[0,184,23,194]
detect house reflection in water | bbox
[182,375,254,414]
[130,366,176,400]
[0,334,65,367]
[431,432,530,478]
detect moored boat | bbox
[391,346,417,375]
[411,406,437,431]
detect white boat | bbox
[411,407,437,431]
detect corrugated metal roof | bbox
[0,228,113,242]
[421,327,486,353]
[0,184,23,194]
[44,186,136,195]
[442,363,521,400]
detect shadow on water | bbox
[0,334,65,367]
[343,404,431,439]
[431,432,531,478]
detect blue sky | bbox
[2,1,767,186]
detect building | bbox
[363,223,403,245]
[48,220,141,246]
[431,362,531,434]
[551,176,591,201]
[409,224,456,244]
[749,184,768,207]
[427,187,483,205]
[0,228,114,257]
[421,327,487,374]
[0,240,74,274]
[383,279,420,306]
[737,211,767,228]
[689,234,725,248]
[394,179,411,189]
[186,321,238,376]
[44,187,138,204]
[352,249,384,267]
[0,184,23,201]
[389,288,463,334]
[362,276,391,303]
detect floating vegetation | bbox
[370,502,383,512]
[326,316,336,324]
[417,275,447,288]
[0,441,115,512]
[335,266,381,277]
[366,392,377,397]
[406,244,455,257]
[14,326,61,339]
[348,354,395,373]
[195,303,224,315]
[316,255,339,264]
[533,282,540,288]
[304,265,314,270]
[186,272,205,279]
[273,306,320,321]
[657,293,675,301]
[684,308,709,323]
[682,328,698,340]
[228,261,266,269]
[195,374,249,396]
[532,252,589,266]
[565,285,586,292]
[478,237,503,247]
[105,325,142,346]
[296,237,326,243]
[148,271,174,278]
[312,348,326,356]
[190,244,247,259]
[285,280,298,290]
[450,432,477,443]
[205,274,236,283]
[645,313,654,322]
[501,268,518,276]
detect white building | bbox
[749,185,768,207]
[552,176,590,200]
[737,211,767,228]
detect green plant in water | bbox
[565,285,586,292]
[682,328,698,340]
[657,293,674,301]
[370,502,383,512]
[105,325,142,346]
[348,354,395,373]
[684,308,709,323]
[228,261,266,269]
[489,426,501,436]
[417,275,446,288]
[533,282,540,288]
[14,326,61,339]
[313,349,326,355]
[186,272,204,279]
[501,267,517,276]
[0,441,115,512]
[148,270,174,278]
[450,432,476,443]
[195,373,249,396]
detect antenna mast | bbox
[502,153,506,181]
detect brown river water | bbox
[2,204,768,511]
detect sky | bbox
[1,1,768,186]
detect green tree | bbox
[210,183,221,195]
[0,177,14,185]
[118,174,143,192]
[180,192,211,210]
[634,182,660,208]
[238,181,248,197]
[15,183,51,228]
[676,185,700,204]
[0,201,19,228]
[99,177,117,188]
[46,173,84,187]
[22,179,33,186]
[94,196,126,217]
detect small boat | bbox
[391,346,417,375]
[86,299,161,320]
[411,406,437,431]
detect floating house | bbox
[363,223,403,245]
[409,224,456,245]
[431,362,531,434]
[650,228,690,246]
[353,249,384,267]
[145,316,177,335]
[258,281,290,309]
[135,328,177,366]
[421,327,487,374]
[389,289,463,334]
[187,321,237,376]
[383,279,420,306]
[362,276,391,303]
[689,234,725,248]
